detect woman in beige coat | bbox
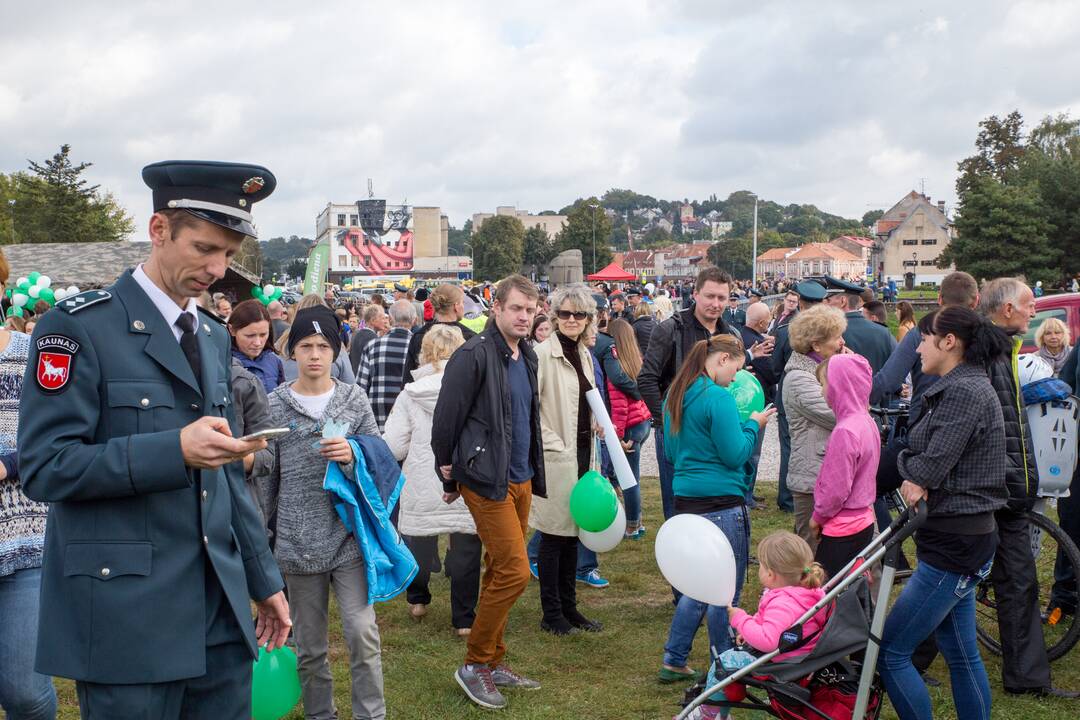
[782,305,848,551]
[530,284,601,635]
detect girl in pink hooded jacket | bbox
[810,353,880,579]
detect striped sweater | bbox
[0,332,47,577]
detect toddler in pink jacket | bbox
[810,353,880,579]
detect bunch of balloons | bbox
[729,369,765,423]
[252,646,302,720]
[570,470,626,552]
[4,272,80,318]
[252,283,283,306]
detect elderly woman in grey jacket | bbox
[782,305,848,551]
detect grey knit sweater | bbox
[264,379,379,575]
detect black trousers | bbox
[815,525,875,581]
[991,506,1052,690]
[537,532,579,623]
[1051,467,1080,613]
[404,533,483,629]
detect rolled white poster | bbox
[585,388,638,491]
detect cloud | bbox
[1,0,1078,239]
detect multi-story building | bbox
[755,242,864,280]
[615,242,713,282]
[871,191,956,286]
[829,235,873,271]
[471,206,567,239]
[315,200,449,281]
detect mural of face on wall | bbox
[337,199,415,274]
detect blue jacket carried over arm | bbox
[323,436,418,604]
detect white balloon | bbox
[67,286,79,295]
[54,289,67,301]
[12,293,28,307]
[263,284,275,297]
[579,502,626,553]
[28,285,41,299]
[38,275,52,288]
[15,277,27,287]
[655,514,737,606]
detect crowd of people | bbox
[2,159,1080,720]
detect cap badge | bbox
[242,176,265,194]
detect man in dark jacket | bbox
[824,276,896,373]
[631,305,657,355]
[982,277,1077,698]
[638,267,771,520]
[349,304,385,374]
[401,283,476,383]
[432,275,545,710]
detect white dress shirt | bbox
[132,264,201,343]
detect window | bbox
[338,255,347,265]
[1023,308,1068,347]
[902,239,918,246]
[350,214,358,226]
[903,260,916,267]
[920,260,935,266]
[921,238,937,245]
[337,214,346,226]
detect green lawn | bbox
[53,480,1080,719]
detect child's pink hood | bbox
[825,353,873,420]
[729,585,828,660]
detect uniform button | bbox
[100,567,110,577]
[201,490,208,501]
[203,535,209,545]
[190,403,200,411]
[140,398,150,407]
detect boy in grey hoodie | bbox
[263,305,386,720]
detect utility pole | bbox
[588,201,600,274]
[7,200,15,244]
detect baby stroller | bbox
[676,501,927,720]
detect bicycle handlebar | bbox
[869,405,910,417]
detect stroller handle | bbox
[883,498,926,549]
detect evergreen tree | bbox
[473,215,525,281]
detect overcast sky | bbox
[2,1,1078,240]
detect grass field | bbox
[52,480,1080,719]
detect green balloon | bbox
[39,287,55,305]
[6,306,23,318]
[28,271,40,284]
[730,369,765,423]
[251,646,301,720]
[271,287,283,301]
[569,470,618,532]
[18,281,30,293]
[251,286,263,299]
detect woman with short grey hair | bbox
[530,285,602,635]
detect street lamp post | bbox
[588,201,600,274]
[464,242,473,279]
[912,251,918,289]
[7,199,15,244]
[751,194,759,286]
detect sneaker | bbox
[576,569,609,588]
[529,560,539,580]
[491,664,542,690]
[455,663,507,709]
[625,526,647,540]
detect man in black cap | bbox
[747,287,765,306]
[19,160,290,718]
[625,285,643,314]
[722,293,746,328]
[824,276,896,373]
[769,280,828,513]
[393,282,409,302]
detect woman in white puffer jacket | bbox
[383,324,481,636]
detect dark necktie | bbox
[175,312,202,388]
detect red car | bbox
[1023,293,1080,353]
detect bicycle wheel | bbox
[975,509,1080,661]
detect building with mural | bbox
[315,200,451,283]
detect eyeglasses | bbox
[556,310,589,321]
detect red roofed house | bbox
[755,243,864,280]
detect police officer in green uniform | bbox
[770,280,827,513]
[19,161,291,719]
[722,292,746,328]
[824,276,896,373]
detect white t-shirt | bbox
[289,387,334,418]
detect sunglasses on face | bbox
[556,310,589,321]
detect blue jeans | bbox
[0,567,57,720]
[527,531,596,575]
[654,427,676,521]
[662,506,750,668]
[622,421,651,526]
[879,558,994,720]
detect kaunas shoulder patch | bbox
[35,334,79,393]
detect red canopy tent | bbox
[587,262,637,282]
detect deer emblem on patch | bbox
[35,334,79,393]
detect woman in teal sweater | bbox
[659,334,776,682]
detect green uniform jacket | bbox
[842,310,897,374]
[18,270,284,684]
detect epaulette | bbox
[56,289,112,314]
[197,305,225,324]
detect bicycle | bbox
[869,405,1080,661]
